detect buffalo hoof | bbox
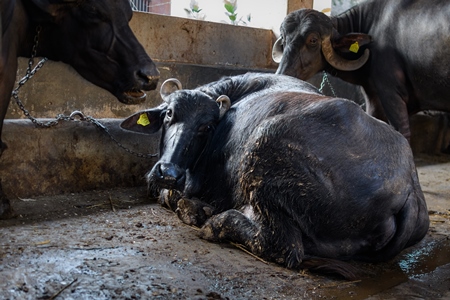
[158,189,182,211]
[199,210,245,242]
[199,218,222,242]
[176,198,214,227]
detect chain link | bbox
[11,27,157,159]
[318,71,337,97]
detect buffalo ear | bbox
[160,78,182,102]
[332,33,372,54]
[120,108,164,134]
[216,95,231,119]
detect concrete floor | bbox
[0,154,449,300]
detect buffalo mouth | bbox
[152,173,186,192]
[120,75,160,104]
[121,89,147,104]
[147,162,187,192]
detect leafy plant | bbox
[184,0,206,20]
[223,0,250,26]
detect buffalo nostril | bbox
[150,163,186,191]
[137,68,160,82]
[136,69,159,91]
[147,75,160,82]
[159,163,182,181]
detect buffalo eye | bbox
[309,37,318,45]
[166,109,173,119]
[198,124,214,135]
[306,33,320,48]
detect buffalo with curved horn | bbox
[273,0,450,142]
[122,73,429,279]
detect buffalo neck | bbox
[184,120,235,210]
[6,0,33,58]
[332,0,381,35]
[18,0,59,59]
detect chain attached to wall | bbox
[11,27,158,159]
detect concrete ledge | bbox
[130,12,277,70]
[0,119,158,198]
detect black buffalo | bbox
[273,0,450,141]
[0,0,160,218]
[121,73,429,279]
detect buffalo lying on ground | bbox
[121,73,429,279]
[0,0,160,218]
[273,0,450,142]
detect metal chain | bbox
[319,70,337,97]
[73,112,158,159]
[11,26,63,128]
[11,27,157,159]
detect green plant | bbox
[184,0,205,20]
[224,0,250,26]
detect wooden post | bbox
[287,0,314,13]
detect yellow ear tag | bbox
[137,113,150,126]
[349,41,359,53]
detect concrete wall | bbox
[0,119,158,197]
[3,13,277,198]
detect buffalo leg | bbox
[176,198,215,227]
[199,209,360,279]
[0,70,16,219]
[199,209,305,268]
[0,27,19,219]
[369,66,411,140]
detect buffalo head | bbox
[24,0,160,104]
[273,9,371,80]
[121,78,231,192]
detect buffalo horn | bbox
[272,36,283,63]
[216,95,231,119]
[160,78,183,101]
[321,36,369,71]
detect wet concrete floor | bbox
[0,154,449,299]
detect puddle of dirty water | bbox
[317,238,450,299]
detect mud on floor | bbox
[0,154,449,300]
